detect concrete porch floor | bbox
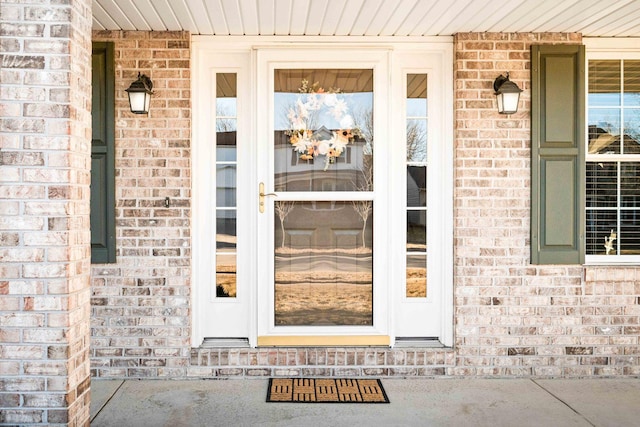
[90,378,640,426]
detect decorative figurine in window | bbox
[604,229,616,255]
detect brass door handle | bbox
[259,182,277,213]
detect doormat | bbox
[267,378,390,403]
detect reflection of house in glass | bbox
[215,130,238,297]
[588,125,640,154]
[586,126,640,255]
[406,166,427,250]
[272,130,374,326]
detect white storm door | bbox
[193,50,253,344]
[255,49,391,346]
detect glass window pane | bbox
[407,74,427,116]
[621,162,640,207]
[274,201,373,326]
[586,162,617,208]
[623,60,640,107]
[274,69,373,192]
[407,210,426,251]
[216,118,237,161]
[407,119,427,162]
[586,210,618,255]
[216,165,236,207]
[216,145,237,162]
[406,254,426,298]
[623,109,640,154]
[216,117,237,133]
[620,213,640,254]
[589,60,620,106]
[216,73,237,113]
[216,97,237,117]
[407,166,426,207]
[588,109,621,154]
[216,254,236,297]
[216,210,236,251]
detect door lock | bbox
[259,182,277,213]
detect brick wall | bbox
[453,33,640,376]
[79,31,640,380]
[89,31,192,378]
[0,0,93,425]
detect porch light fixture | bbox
[493,72,522,114]
[126,72,154,114]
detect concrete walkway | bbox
[90,378,640,426]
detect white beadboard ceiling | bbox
[93,0,640,37]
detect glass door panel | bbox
[274,202,373,326]
[273,68,374,328]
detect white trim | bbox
[192,35,453,48]
[584,37,640,52]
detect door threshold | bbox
[394,337,443,348]
[202,338,250,348]
[257,335,390,347]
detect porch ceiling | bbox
[92,0,640,37]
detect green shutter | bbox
[531,44,585,265]
[91,42,116,263]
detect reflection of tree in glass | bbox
[350,107,374,248]
[216,105,236,132]
[353,106,373,149]
[352,189,372,248]
[406,120,427,162]
[627,108,640,145]
[275,201,296,248]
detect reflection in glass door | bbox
[272,69,374,327]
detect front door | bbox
[256,49,391,345]
[192,40,453,348]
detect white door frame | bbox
[192,37,453,348]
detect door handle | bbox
[259,182,277,213]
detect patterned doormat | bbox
[267,378,390,403]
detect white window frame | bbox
[585,38,640,265]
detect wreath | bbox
[286,79,360,170]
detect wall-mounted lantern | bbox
[493,72,522,114]
[126,72,154,114]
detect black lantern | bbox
[493,73,522,114]
[126,72,154,114]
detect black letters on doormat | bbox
[267,378,389,403]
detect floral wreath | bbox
[286,79,360,170]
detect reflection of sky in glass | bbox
[407,98,427,117]
[588,93,621,106]
[623,93,640,107]
[216,98,237,116]
[274,92,372,130]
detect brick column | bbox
[0,0,93,425]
